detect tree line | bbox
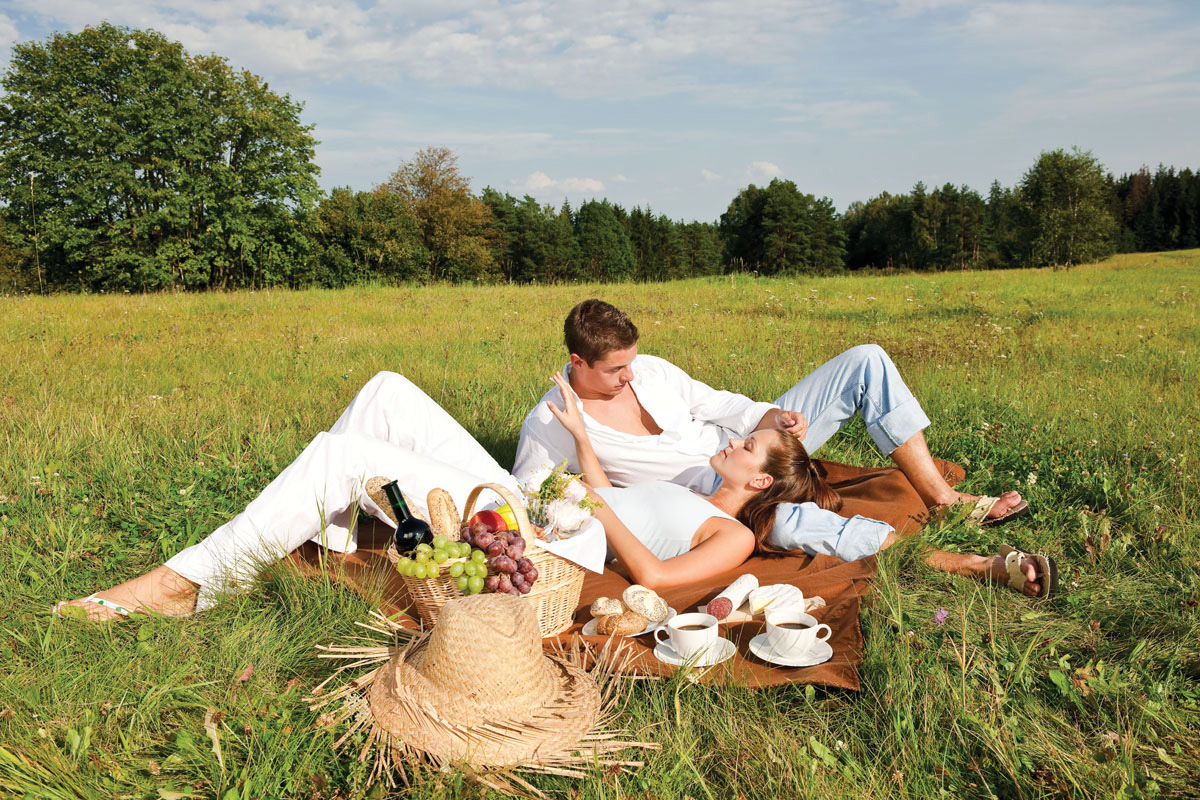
[0,24,1196,293]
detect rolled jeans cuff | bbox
[866,396,931,455]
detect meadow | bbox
[1,250,1197,799]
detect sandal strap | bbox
[968,496,999,525]
[1002,549,1028,591]
[82,594,133,616]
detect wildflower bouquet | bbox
[519,462,602,541]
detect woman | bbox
[547,372,1053,598]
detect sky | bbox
[1,0,1197,222]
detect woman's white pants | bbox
[164,372,519,610]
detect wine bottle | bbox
[382,480,432,554]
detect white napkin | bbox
[530,515,607,573]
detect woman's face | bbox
[710,429,781,489]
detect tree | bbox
[721,179,844,274]
[574,200,635,281]
[379,147,495,282]
[302,188,428,286]
[0,23,319,290]
[1017,147,1118,267]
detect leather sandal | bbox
[998,544,1058,599]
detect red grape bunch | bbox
[459,520,540,596]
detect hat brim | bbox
[369,636,603,768]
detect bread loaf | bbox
[590,597,625,617]
[597,611,647,635]
[622,585,669,622]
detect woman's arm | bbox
[592,492,755,593]
[546,372,612,488]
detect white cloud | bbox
[749,161,782,180]
[701,168,721,182]
[778,100,895,129]
[519,171,605,195]
[612,173,631,183]
[7,0,847,97]
[0,14,18,53]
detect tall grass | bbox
[1,251,1198,798]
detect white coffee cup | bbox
[764,610,831,655]
[654,612,718,659]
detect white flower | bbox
[563,478,588,503]
[547,498,591,533]
[519,463,553,494]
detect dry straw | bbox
[309,594,657,797]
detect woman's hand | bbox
[547,372,588,440]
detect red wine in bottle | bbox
[382,480,432,554]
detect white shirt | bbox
[513,354,777,491]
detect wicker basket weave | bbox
[386,482,585,637]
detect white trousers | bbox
[164,372,520,610]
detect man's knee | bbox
[842,343,887,366]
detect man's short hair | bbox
[564,300,639,365]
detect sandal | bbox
[998,544,1058,599]
[52,594,135,621]
[968,495,1030,528]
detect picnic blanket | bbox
[298,458,962,691]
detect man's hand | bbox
[777,410,808,441]
[760,408,808,442]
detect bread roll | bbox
[596,611,648,636]
[426,488,461,541]
[590,597,626,617]
[622,585,669,622]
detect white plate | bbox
[748,633,833,667]
[653,636,736,667]
[581,607,676,637]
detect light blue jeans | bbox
[769,344,931,561]
[777,343,931,457]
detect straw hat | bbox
[368,593,602,767]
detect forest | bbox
[1,24,1196,292]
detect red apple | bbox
[468,510,506,533]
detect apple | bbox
[468,510,506,533]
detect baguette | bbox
[597,611,647,636]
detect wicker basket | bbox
[386,482,585,637]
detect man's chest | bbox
[581,387,665,437]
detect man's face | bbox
[569,345,638,398]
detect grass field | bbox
[1,251,1198,798]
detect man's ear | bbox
[568,353,588,369]
[749,473,774,492]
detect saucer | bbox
[582,607,677,637]
[748,633,833,667]
[653,636,736,667]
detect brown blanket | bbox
[299,459,961,691]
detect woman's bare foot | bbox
[55,566,200,621]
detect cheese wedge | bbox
[747,584,803,615]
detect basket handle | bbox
[461,483,542,551]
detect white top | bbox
[514,354,778,492]
[593,481,738,560]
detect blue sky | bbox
[1,1,1197,222]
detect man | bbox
[515,299,1028,564]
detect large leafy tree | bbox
[379,147,494,282]
[0,23,320,290]
[1017,147,1118,267]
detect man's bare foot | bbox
[55,566,200,621]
